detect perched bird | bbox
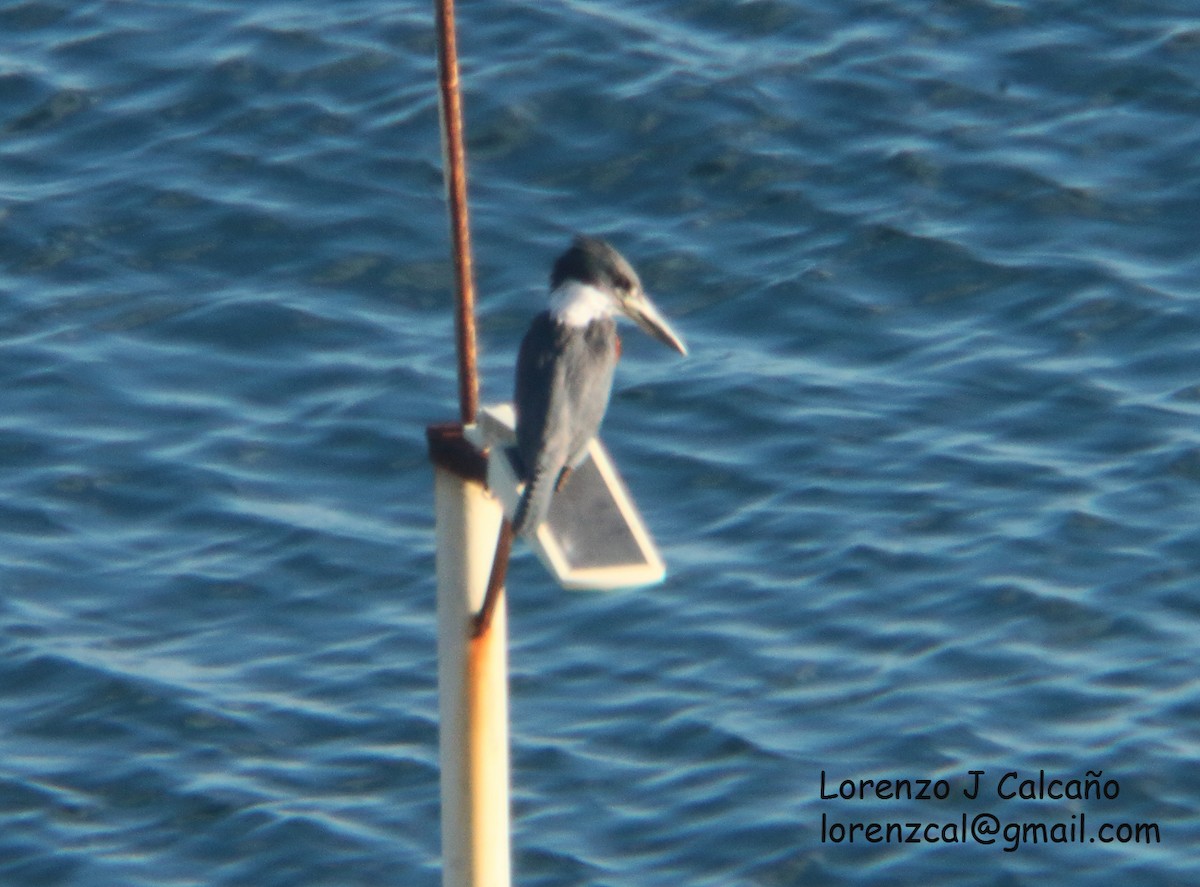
[511,236,687,537]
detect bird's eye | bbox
[612,274,633,294]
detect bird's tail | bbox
[511,468,554,538]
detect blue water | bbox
[2,1,1199,884]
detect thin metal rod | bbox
[434,0,479,424]
[471,520,513,638]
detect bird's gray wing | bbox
[512,312,570,535]
[511,314,616,536]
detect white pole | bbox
[434,463,511,887]
[431,0,508,877]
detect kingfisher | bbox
[510,236,688,537]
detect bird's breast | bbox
[581,317,618,360]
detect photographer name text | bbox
[817,769,1161,853]
[820,768,1118,802]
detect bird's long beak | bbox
[625,291,688,356]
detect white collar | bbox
[548,281,616,327]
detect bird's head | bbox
[550,236,688,356]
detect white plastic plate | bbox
[465,403,666,591]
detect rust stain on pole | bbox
[434,0,479,424]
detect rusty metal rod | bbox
[471,520,514,639]
[434,0,479,425]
